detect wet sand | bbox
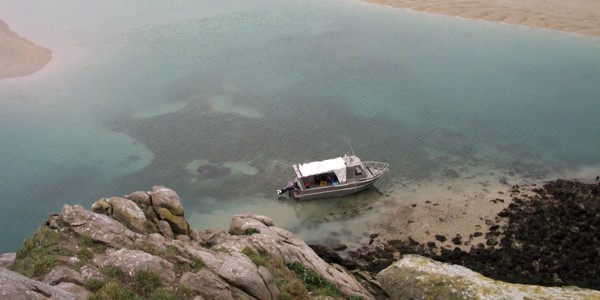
[0,19,51,80]
[375,167,537,251]
[362,0,600,37]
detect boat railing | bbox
[363,161,389,173]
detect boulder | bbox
[227,214,373,300]
[125,191,151,206]
[151,186,184,216]
[228,214,272,236]
[157,219,174,239]
[0,252,15,268]
[105,197,148,234]
[150,186,190,235]
[0,267,76,300]
[217,251,279,300]
[102,248,176,283]
[257,266,279,300]
[377,255,600,300]
[156,207,190,235]
[55,282,90,299]
[42,265,83,286]
[90,198,112,215]
[180,269,243,300]
[60,205,139,248]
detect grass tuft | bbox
[243,228,260,235]
[101,265,124,279]
[134,269,162,294]
[85,278,105,292]
[78,234,94,248]
[88,279,139,300]
[241,246,310,299]
[12,225,61,278]
[286,261,342,298]
[190,257,205,270]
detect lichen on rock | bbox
[6,186,374,300]
[378,254,600,300]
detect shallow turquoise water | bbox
[1,0,599,253]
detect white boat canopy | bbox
[298,157,347,183]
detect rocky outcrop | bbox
[0,252,15,268]
[62,205,139,249]
[6,186,373,300]
[5,181,600,299]
[223,214,372,299]
[378,254,600,300]
[92,197,148,234]
[150,186,190,234]
[90,186,190,237]
[0,267,76,300]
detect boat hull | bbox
[292,178,377,200]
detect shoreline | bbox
[0,18,51,80]
[361,0,600,37]
[2,0,599,80]
[373,166,539,252]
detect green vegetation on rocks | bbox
[242,246,309,299]
[242,246,348,299]
[88,268,192,300]
[243,227,260,235]
[286,261,342,298]
[5,188,373,300]
[12,220,63,278]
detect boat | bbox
[276,154,389,200]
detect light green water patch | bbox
[187,196,301,231]
[186,187,389,248]
[223,161,258,176]
[209,94,264,119]
[185,159,208,185]
[185,159,209,175]
[132,99,194,119]
[185,159,256,178]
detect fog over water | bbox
[1,0,599,253]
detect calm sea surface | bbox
[1,0,599,253]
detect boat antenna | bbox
[345,137,355,156]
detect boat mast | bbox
[345,137,356,156]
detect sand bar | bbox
[0,18,51,80]
[362,0,600,37]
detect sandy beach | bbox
[363,0,600,37]
[374,166,539,252]
[0,19,51,80]
[1,0,598,80]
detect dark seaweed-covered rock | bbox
[451,234,463,245]
[309,244,356,269]
[337,179,600,291]
[444,180,600,289]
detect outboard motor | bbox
[277,180,296,195]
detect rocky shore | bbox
[314,179,600,291]
[1,181,600,299]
